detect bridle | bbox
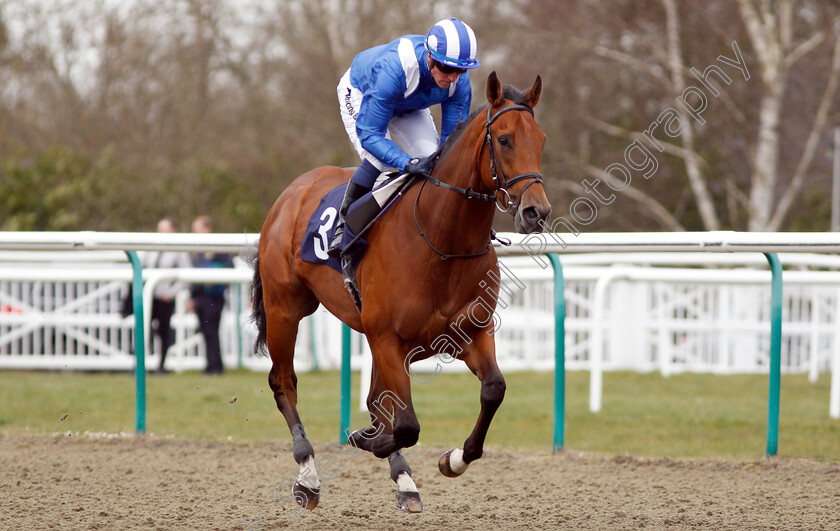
[483,104,545,213]
[415,103,544,260]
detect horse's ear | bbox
[486,71,504,107]
[524,75,542,109]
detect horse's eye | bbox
[498,135,512,148]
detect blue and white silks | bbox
[344,35,472,172]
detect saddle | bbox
[300,173,416,310]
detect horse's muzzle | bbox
[514,204,551,234]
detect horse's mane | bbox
[438,84,532,160]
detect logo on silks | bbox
[301,175,411,274]
[344,88,358,120]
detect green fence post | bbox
[547,253,565,453]
[340,324,352,444]
[764,253,782,457]
[125,251,146,434]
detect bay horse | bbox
[251,71,551,513]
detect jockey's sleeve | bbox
[356,67,412,171]
[440,73,472,146]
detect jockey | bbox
[328,17,480,256]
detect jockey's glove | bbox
[404,155,435,176]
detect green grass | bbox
[1,369,838,461]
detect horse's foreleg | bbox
[347,365,423,512]
[348,436,423,512]
[350,334,420,459]
[439,337,506,478]
[389,450,423,512]
[347,363,391,452]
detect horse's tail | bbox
[249,253,268,357]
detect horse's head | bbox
[480,72,552,234]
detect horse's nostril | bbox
[522,206,539,225]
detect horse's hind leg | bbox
[438,334,506,478]
[265,295,321,510]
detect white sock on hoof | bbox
[297,455,320,490]
[396,472,418,493]
[449,448,469,474]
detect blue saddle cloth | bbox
[300,175,411,274]
[300,183,362,274]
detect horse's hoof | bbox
[395,490,423,513]
[438,449,469,478]
[293,481,320,510]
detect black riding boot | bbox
[328,180,370,257]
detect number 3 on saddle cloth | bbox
[301,173,414,311]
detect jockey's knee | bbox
[350,159,380,188]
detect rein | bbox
[413,179,494,261]
[414,103,544,260]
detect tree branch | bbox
[737,0,771,71]
[564,35,672,89]
[552,156,686,231]
[783,31,825,71]
[779,0,794,50]
[585,116,751,213]
[660,0,720,229]
[584,116,711,171]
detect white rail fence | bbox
[1,233,840,419]
[2,252,839,374]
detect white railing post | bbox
[809,288,820,382]
[656,282,672,377]
[590,267,627,412]
[831,288,840,419]
[174,290,190,373]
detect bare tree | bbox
[735,0,840,230]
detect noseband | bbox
[414,103,544,260]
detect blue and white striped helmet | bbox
[425,18,480,70]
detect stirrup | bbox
[341,254,362,311]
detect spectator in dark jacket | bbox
[143,217,192,374]
[188,215,234,375]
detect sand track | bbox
[2,433,839,530]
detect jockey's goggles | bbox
[433,60,467,76]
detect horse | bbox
[250,71,551,513]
